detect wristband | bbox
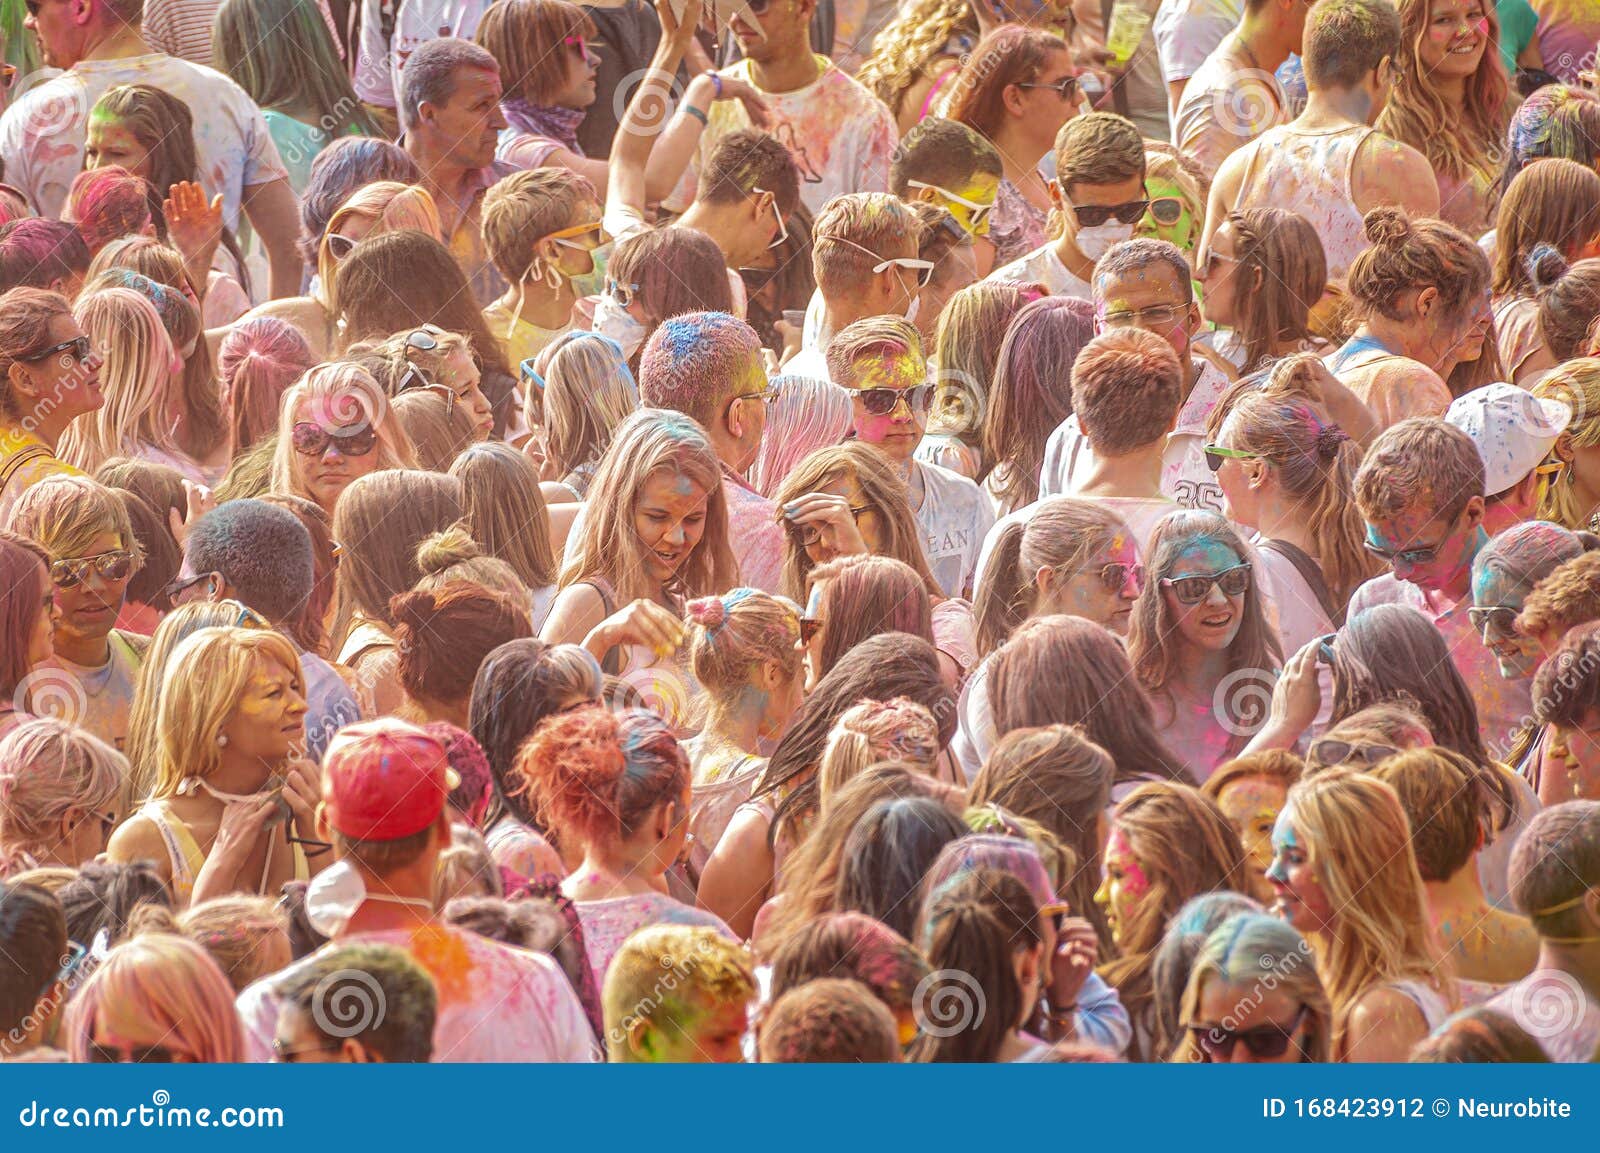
[711,73,723,99]
[684,104,709,126]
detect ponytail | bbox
[974,520,1030,658]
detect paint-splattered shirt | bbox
[1346,575,1534,759]
[574,893,736,986]
[666,56,897,218]
[1172,33,1287,179]
[0,53,287,230]
[1153,0,1242,85]
[986,241,1094,300]
[988,178,1051,270]
[236,923,598,1062]
[1325,344,1452,430]
[722,466,785,594]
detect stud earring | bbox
[217,733,229,747]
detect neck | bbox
[1174,644,1229,689]
[1077,442,1166,500]
[574,841,665,898]
[990,123,1047,185]
[29,408,76,451]
[1254,497,1317,555]
[1425,861,1490,913]
[411,141,473,197]
[708,429,747,476]
[1236,12,1295,73]
[207,751,278,794]
[1439,533,1483,601]
[499,275,578,331]
[341,862,436,936]
[821,295,881,339]
[705,702,765,757]
[1537,942,1600,1001]
[748,45,821,94]
[78,23,150,63]
[1355,316,1424,362]
[1051,233,1097,284]
[1434,74,1468,108]
[676,203,740,269]
[1301,86,1375,129]
[1573,469,1600,523]
[53,631,108,668]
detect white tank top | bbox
[1232,123,1374,283]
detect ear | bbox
[1002,82,1027,118]
[1556,430,1575,465]
[627,1016,658,1061]
[912,185,939,206]
[1415,285,1439,319]
[315,801,332,843]
[8,360,39,404]
[725,395,747,439]
[59,807,83,842]
[1034,564,1056,599]
[758,658,785,692]
[1246,461,1269,490]
[1048,181,1067,216]
[340,1038,375,1062]
[1461,493,1487,531]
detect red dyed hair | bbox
[945,26,1071,140]
[218,316,315,452]
[66,166,154,254]
[391,581,533,706]
[513,706,688,847]
[0,532,51,699]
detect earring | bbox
[217,733,228,747]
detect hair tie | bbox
[1315,425,1349,460]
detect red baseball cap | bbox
[321,719,460,841]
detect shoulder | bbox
[0,71,86,139]
[1347,984,1429,1035]
[918,459,985,503]
[105,812,170,873]
[1346,572,1406,615]
[1358,132,1436,184]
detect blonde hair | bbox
[1534,360,1600,527]
[558,409,737,604]
[684,589,802,719]
[855,0,975,117]
[269,362,417,505]
[1284,768,1452,1056]
[811,194,918,300]
[129,896,289,993]
[8,475,145,572]
[449,441,557,590]
[540,330,637,485]
[366,325,472,394]
[150,627,304,799]
[123,602,252,805]
[57,288,181,473]
[1376,0,1507,185]
[817,698,940,809]
[392,388,479,471]
[602,924,755,1062]
[64,933,243,1061]
[0,718,125,872]
[414,526,534,615]
[1169,914,1332,1063]
[316,182,442,306]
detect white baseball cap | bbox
[1444,383,1571,497]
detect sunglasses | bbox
[798,616,824,645]
[1307,738,1399,767]
[1362,513,1463,568]
[1146,196,1184,226]
[827,235,935,287]
[1079,561,1143,594]
[851,383,933,416]
[906,179,995,234]
[731,385,781,407]
[789,504,871,547]
[1161,562,1252,605]
[24,335,94,364]
[1,63,16,91]
[1202,444,1260,472]
[563,34,596,65]
[291,421,378,458]
[86,1040,180,1063]
[1189,1005,1307,1061]
[325,232,359,260]
[1195,248,1240,278]
[164,570,215,603]
[50,549,134,588]
[1467,604,1520,637]
[1102,302,1188,330]
[520,358,546,391]
[751,187,788,249]
[1070,199,1149,227]
[605,278,641,307]
[1018,75,1080,100]
[541,219,606,249]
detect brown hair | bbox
[480,167,596,284]
[1353,416,1485,524]
[1348,207,1490,326]
[1301,0,1401,89]
[1368,747,1498,882]
[760,978,900,1063]
[698,129,801,219]
[1494,158,1600,298]
[0,287,73,417]
[1054,112,1145,196]
[1532,621,1600,728]
[392,581,532,707]
[1202,749,1304,805]
[990,614,1188,785]
[929,281,1036,452]
[945,26,1069,139]
[607,227,733,328]
[0,532,51,700]
[1224,209,1328,373]
[808,554,933,681]
[1070,328,1184,456]
[823,314,921,390]
[811,193,917,300]
[332,470,464,628]
[448,441,557,591]
[1531,251,1600,360]
[1519,551,1600,639]
[474,0,591,106]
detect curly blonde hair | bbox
[855,0,976,118]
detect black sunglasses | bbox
[25,336,94,364]
[86,1041,179,1063]
[1071,199,1150,227]
[1160,562,1252,605]
[1190,1005,1308,1061]
[851,384,933,416]
[291,421,378,458]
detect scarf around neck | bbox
[500,99,586,155]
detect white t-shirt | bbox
[0,53,287,229]
[235,923,599,1062]
[915,459,995,600]
[1153,0,1245,85]
[665,56,897,218]
[1253,542,1335,659]
[782,345,831,383]
[986,242,1094,299]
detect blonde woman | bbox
[129,896,291,993]
[0,717,125,873]
[57,288,193,479]
[106,627,319,907]
[539,410,737,691]
[239,182,443,358]
[362,326,496,443]
[332,470,463,716]
[415,528,536,618]
[449,442,559,614]
[63,932,244,1061]
[1171,914,1332,1063]
[269,362,416,517]
[1535,361,1600,530]
[1268,768,1456,1062]
[122,601,260,805]
[536,330,638,502]
[817,697,941,809]
[681,589,804,875]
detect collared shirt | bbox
[425,159,514,306]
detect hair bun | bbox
[686,596,726,628]
[1315,424,1350,459]
[1362,206,1413,248]
[1528,243,1571,294]
[389,587,437,633]
[415,524,483,575]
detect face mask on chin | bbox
[1074,221,1136,262]
[904,292,921,324]
[593,294,649,359]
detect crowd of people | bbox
[2,0,1600,1065]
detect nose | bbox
[1120,572,1141,599]
[85,351,104,373]
[1203,581,1230,607]
[1227,1043,1253,1065]
[1093,879,1110,908]
[665,521,687,546]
